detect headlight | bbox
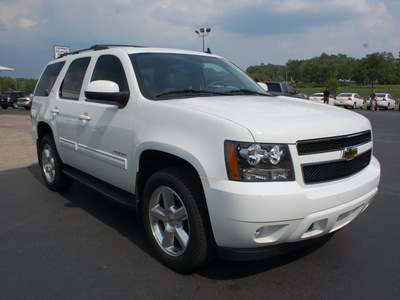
[225,141,295,182]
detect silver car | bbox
[17,95,32,110]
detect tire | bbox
[1,106,7,109]
[142,167,214,272]
[24,106,30,110]
[352,103,356,109]
[39,135,73,191]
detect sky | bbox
[0,0,400,79]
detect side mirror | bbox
[85,80,129,107]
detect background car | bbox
[299,93,309,100]
[0,91,26,109]
[309,93,335,105]
[334,93,364,109]
[16,94,31,110]
[376,93,395,110]
[264,81,301,98]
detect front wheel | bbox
[39,135,73,191]
[142,167,214,272]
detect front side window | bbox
[130,53,267,100]
[285,84,295,94]
[60,57,91,100]
[91,55,129,93]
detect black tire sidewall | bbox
[39,135,72,191]
[142,167,213,272]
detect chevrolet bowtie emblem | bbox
[342,146,358,160]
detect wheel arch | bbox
[135,150,209,222]
[36,121,54,162]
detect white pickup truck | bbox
[31,45,380,272]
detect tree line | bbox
[0,77,37,94]
[246,52,400,89]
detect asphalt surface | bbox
[1,107,399,299]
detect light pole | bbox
[195,28,211,52]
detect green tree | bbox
[353,52,398,86]
[327,78,340,95]
[246,51,399,86]
[0,76,37,93]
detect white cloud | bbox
[0,0,43,32]
[19,18,37,29]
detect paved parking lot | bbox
[1,108,399,299]
[0,109,36,171]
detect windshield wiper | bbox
[156,89,230,98]
[225,89,268,96]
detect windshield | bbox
[129,53,268,100]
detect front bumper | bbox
[203,156,380,250]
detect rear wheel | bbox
[142,167,214,272]
[39,135,73,191]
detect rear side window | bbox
[34,61,65,97]
[267,82,281,92]
[60,57,91,100]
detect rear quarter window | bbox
[266,82,281,92]
[34,61,66,97]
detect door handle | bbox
[51,108,60,115]
[79,114,91,121]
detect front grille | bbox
[297,130,371,155]
[302,150,372,184]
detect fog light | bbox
[254,228,262,238]
[253,224,288,243]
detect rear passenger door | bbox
[53,57,91,166]
[74,54,135,192]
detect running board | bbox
[63,167,136,208]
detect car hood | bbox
[166,95,371,143]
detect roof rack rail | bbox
[57,44,146,59]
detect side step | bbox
[63,167,136,208]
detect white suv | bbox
[31,45,381,272]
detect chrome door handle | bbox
[51,108,60,114]
[79,114,91,121]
